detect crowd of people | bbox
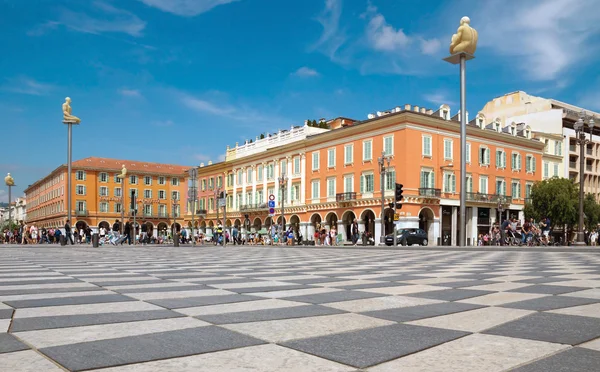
[478,216,553,246]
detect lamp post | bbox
[574,110,595,246]
[378,151,391,244]
[172,195,179,246]
[116,165,127,234]
[4,173,14,231]
[211,185,222,242]
[279,171,287,244]
[189,168,198,246]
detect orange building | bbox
[25,157,190,236]
[186,104,544,245]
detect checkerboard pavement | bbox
[1,246,600,371]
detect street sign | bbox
[269,194,275,201]
[268,200,275,208]
[217,198,226,207]
[268,207,275,214]
[394,213,399,221]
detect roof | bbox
[72,157,192,175]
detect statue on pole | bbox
[62,97,81,124]
[4,173,14,186]
[449,16,478,55]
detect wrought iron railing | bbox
[419,188,441,197]
[466,192,503,203]
[240,203,268,211]
[336,192,356,202]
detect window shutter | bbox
[533,157,537,171]
[360,175,364,193]
[496,151,500,167]
[420,171,425,188]
[451,174,456,192]
[518,154,522,170]
[479,149,483,164]
[485,149,490,165]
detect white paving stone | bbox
[561,288,600,299]
[14,301,164,318]
[457,292,548,306]
[369,334,569,372]
[324,295,443,312]
[223,313,393,343]
[15,317,210,348]
[407,306,535,332]
[580,338,600,351]
[0,290,118,302]
[466,282,531,292]
[0,318,11,332]
[357,285,448,296]
[125,289,234,301]
[247,287,341,299]
[0,350,64,372]
[0,282,97,291]
[548,303,600,318]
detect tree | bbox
[259,133,265,139]
[311,119,318,127]
[584,193,600,230]
[523,177,578,229]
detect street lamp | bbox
[116,165,127,234]
[211,185,222,241]
[574,110,595,246]
[4,173,15,230]
[378,151,391,244]
[279,171,288,244]
[189,168,198,246]
[172,194,179,246]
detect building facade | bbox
[481,91,600,198]
[25,157,190,235]
[185,106,544,245]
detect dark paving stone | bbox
[116,285,206,294]
[70,273,144,278]
[288,277,346,285]
[282,290,385,304]
[335,282,409,290]
[0,333,29,354]
[371,275,429,282]
[519,271,572,277]
[11,310,184,332]
[230,285,311,294]
[152,274,220,279]
[433,280,496,288]
[3,294,136,308]
[89,279,167,287]
[449,274,504,280]
[404,289,495,301]
[484,313,600,345]
[197,304,346,324]
[0,308,14,319]
[0,286,105,296]
[511,347,600,372]
[500,296,599,311]
[363,302,486,323]
[0,278,82,286]
[515,277,574,284]
[508,285,589,295]
[281,323,469,368]
[39,326,266,371]
[147,294,263,309]
[189,278,262,285]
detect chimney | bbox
[208,161,213,165]
[235,142,239,147]
[304,120,309,126]
[404,104,411,110]
[420,107,426,114]
[200,163,205,167]
[226,145,230,150]
[414,105,420,112]
[368,113,375,119]
[426,109,433,115]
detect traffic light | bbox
[130,190,136,210]
[395,183,404,209]
[219,191,225,199]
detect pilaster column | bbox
[251,165,257,204]
[262,162,268,203]
[337,220,345,243]
[232,168,237,211]
[300,153,306,204]
[470,207,478,246]
[451,206,458,246]
[287,156,293,203]
[241,168,247,205]
[374,218,382,244]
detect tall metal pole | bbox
[8,185,11,229]
[67,124,72,226]
[577,130,586,244]
[459,54,467,247]
[223,191,227,248]
[280,174,286,245]
[379,152,386,244]
[121,181,126,234]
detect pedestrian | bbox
[124,220,132,245]
[140,223,148,246]
[351,219,359,245]
[65,220,74,245]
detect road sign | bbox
[268,207,275,214]
[217,198,226,207]
[269,194,275,201]
[394,213,399,221]
[268,200,275,208]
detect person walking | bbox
[351,219,359,246]
[140,223,148,246]
[65,220,74,245]
[124,220,132,245]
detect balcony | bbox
[196,209,207,215]
[75,210,88,216]
[157,212,169,218]
[569,144,577,152]
[240,203,268,211]
[419,188,441,198]
[586,165,593,172]
[587,148,593,156]
[336,192,357,203]
[570,161,578,169]
[466,192,502,203]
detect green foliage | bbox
[584,193,600,230]
[311,119,317,127]
[0,221,19,232]
[259,133,265,139]
[524,177,578,228]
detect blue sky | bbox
[1,0,600,201]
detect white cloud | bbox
[181,95,236,116]
[0,76,55,96]
[366,12,410,52]
[292,67,319,77]
[423,91,457,107]
[474,0,600,81]
[118,88,142,97]
[0,190,6,203]
[57,1,146,37]
[27,21,60,36]
[138,0,240,17]
[310,0,346,61]
[152,120,175,127]
[420,38,442,56]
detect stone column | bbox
[287,156,293,203]
[300,222,309,242]
[490,207,497,226]
[262,162,268,204]
[251,165,257,205]
[337,220,345,243]
[374,218,382,244]
[300,153,306,204]
[451,206,458,246]
[232,168,237,211]
[241,168,247,205]
[470,207,478,246]
[306,222,315,242]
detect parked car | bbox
[385,228,428,246]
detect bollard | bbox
[92,233,99,248]
[437,237,441,246]
[466,237,471,246]
[173,233,179,247]
[60,235,66,246]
